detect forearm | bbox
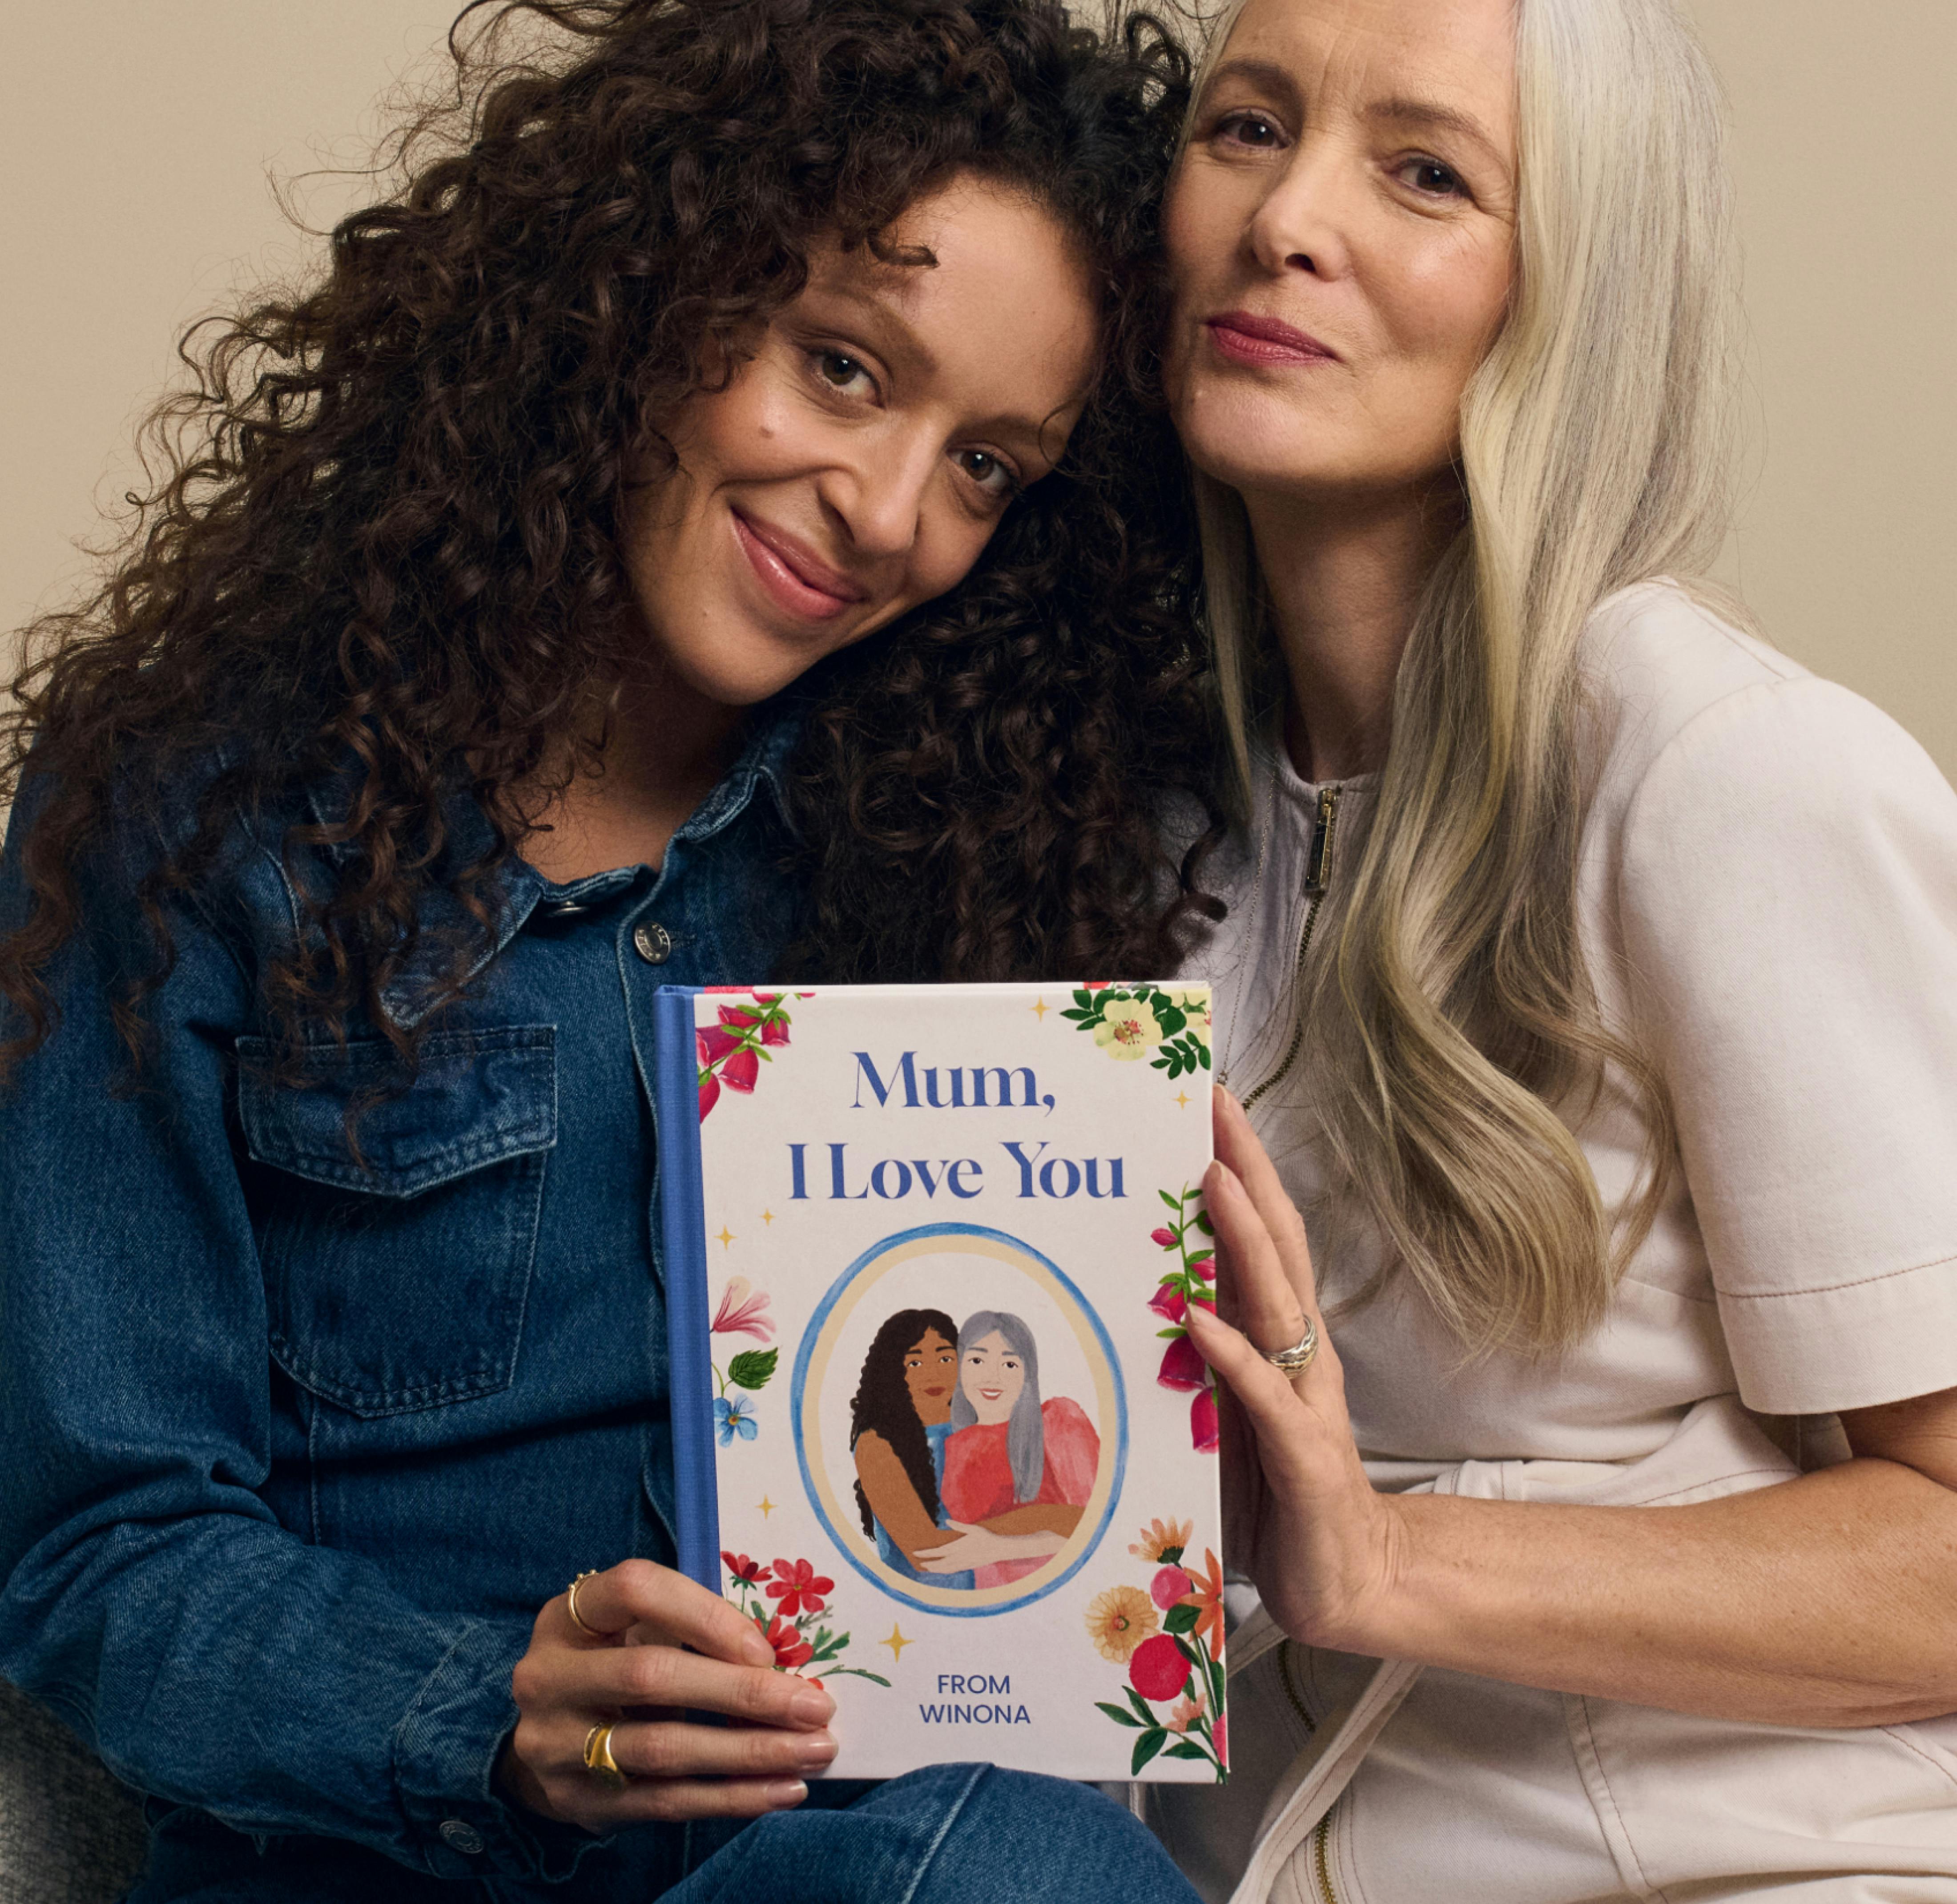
[1346,1458,1957,1727]
[981,1504,1081,1537]
[1,1506,564,1879]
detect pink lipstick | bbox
[732,509,866,622]
[1205,310,1340,368]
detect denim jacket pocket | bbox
[237,1025,556,1418]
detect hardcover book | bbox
[654,981,1229,1783]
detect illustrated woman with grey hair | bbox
[929,1311,1101,1588]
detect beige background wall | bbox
[4,1,1954,778]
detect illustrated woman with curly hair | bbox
[0,1,1216,1897]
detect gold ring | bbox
[1261,1316,1319,1375]
[565,1570,601,1639]
[584,1721,627,1789]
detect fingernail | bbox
[765,1779,809,1808]
[741,1632,775,1666]
[789,1687,835,1726]
[796,1731,838,1769]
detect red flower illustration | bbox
[1213,1711,1229,1767]
[1157,1333,1208,1392]
[1190,1385,1220,1452]
[721,1552,763,1583]
[1150,1226,1179,1250]
[1129,1632,1191,1703]
[698,1073,721,1119]
[1148,1284,1187,1325]
[721,1046,760,1093]
[697,1025,743,1066]
[1188,1255,1215,1283]
[765,1558,834,1618]
[760,1017,789,1047]
[763,1614,814,1671]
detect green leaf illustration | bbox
[1193,1210,1214,1236]
[1126,1686,1156,1725]
[1165,1739,1213,1760]
[1159,1189,1182,1211]
[1095,1701,1144,1727]
[1132,1727,1169,1775]
[825,1667,892,1686]
[728,1348,778,1391]
[1164,1603,1200,1636]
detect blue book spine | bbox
[654,984,719,1591]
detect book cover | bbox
[654,981,1228,1783]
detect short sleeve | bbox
[1039,1397,1103,1506]
[1618,676,1957,1414]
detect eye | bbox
[1399,157,1467,199]
[955,448,1018,499]
[1213,109,1286,151]
[810,348,877,398]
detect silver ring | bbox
[1261,1316,1319,1374]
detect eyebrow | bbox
[1363,96,1508,171]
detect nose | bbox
[818,424,938,561]
[1244,133,1356,282]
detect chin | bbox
[664,627,842,709]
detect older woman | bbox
[0,0,1216,1898]
[1151,0,1957,1899]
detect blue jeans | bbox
[128,1768,1200,1901]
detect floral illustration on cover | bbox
[697,991,811,1119]
[1148,1186,1220,1452]
[1062,985,1211,1081]
[711,1277,778,1444]
[1085,1519,1227,1779]
[722,1553,892,1686]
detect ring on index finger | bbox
[565,1570,602,1638]
[1260,1315,1319,1376]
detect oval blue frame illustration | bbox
[790,1221,1129,1618]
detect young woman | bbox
[1149,0,1957,1898]
[0,1,1217,1897]
[848,1309,977,1587]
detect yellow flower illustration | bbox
[1129,1517,1192,1562]
[1085,1584,1160,1662]
[1093,997,1163,1060]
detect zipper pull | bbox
[1304,785,1341,896]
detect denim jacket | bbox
[0,714,802,1896]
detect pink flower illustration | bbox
[1166,1691,1207,1735]
[698,1073,720,1119]
[1129,1632,1191,1703]
[721,1046,759,1093]
[1157,1333,1208,1392]
[1150,1226,1179,1250]
[1188,1255,1215,1283]
[1213,1712,1229,1767]
[712,1277,774,1342]
[1151,1565,1194,1610]
[1190,1385,1220,1452]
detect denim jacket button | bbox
[439,1820,485,1855]
[632,920,673,965]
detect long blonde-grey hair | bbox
[1189,0,1743,1352]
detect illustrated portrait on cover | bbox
[848,1307,1102,1593]
[802,1233,1123,1613]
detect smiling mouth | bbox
[1205,310,1340,369]
[978,1387,1006,1401]
[923,1385,948,1397]
[731,508,867,623]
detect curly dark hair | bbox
[849,1307,959,1540]
[0,0,1221,1083]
